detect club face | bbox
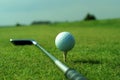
[10,39,34,45]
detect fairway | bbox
[0,19,120,80]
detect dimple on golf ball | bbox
[55,32,75,52]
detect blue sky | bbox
[0,0,120,25]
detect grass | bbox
[0,19,120,80]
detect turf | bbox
[0,19,120,80]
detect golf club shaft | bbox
[34,41,87,80]
[35,42,69,73]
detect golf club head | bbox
[10,39,36,45]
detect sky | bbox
[0,0,120,26]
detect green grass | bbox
[0,19,120,80]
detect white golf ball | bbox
[55,32,75,52]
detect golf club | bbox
[10,39,87,80]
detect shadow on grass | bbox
[73,59,101,64]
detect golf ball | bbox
[55,32,75,52]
